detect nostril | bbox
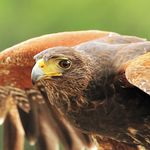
[40,65,44,68]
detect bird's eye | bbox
[58,59,71,69]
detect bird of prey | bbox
[0,30,149,150]
[31,31,150,150]
[0,30,113,150]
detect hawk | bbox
[0,30,149,150]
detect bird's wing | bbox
[0,30,110,150]
[3,96,25,150]
[99,33,150,96]
[125,52,150,95]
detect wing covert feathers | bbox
[0,30,110,67]
[125,52,150,95]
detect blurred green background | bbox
[0,0,150,149]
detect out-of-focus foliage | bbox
[0,0,150,51]
[0,0,150,149]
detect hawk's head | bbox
[31,46,91,108]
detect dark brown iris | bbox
[58,59,71,69]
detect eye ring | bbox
[58,59,72,69]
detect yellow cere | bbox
[37,58,63,77]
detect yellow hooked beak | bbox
[31,58,63,83]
